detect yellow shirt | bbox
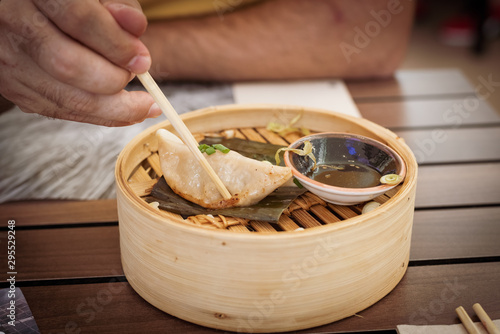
[138,0,265,20]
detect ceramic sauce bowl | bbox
[284,132,406,205]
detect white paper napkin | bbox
[232,79,361,118]
[397,319,500,334]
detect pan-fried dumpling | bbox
[156,129,292,209]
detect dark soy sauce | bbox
[308,163,382,188]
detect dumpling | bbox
[156,129,292,209]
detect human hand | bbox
[0,0,162,126]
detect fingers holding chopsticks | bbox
[0,0,157,126]
[0,45,160,126]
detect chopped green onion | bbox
[198,143,230,155]
[380,174,402,185]
[198,144,209,153]
[213,144,230,154]
[293,178,304,188]
[205,146,216,155]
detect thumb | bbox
[101,0,148,37]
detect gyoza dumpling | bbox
[156,129,292,209]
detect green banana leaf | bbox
[147,177,304,223]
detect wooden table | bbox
[1,69,500,333]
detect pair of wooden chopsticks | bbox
[456,303,500,334]
[137,72,232,200]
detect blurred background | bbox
[402,0,500,112]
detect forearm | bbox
[143,0,415,81]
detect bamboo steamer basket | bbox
[115,104,418,333]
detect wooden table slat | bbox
[0,226,122,281]
[0,199,118,226]
[416,163,500,208]
[396,127,500,165]
[411,207,500,261]
[359,98,500,129]
[347,69,476,100]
